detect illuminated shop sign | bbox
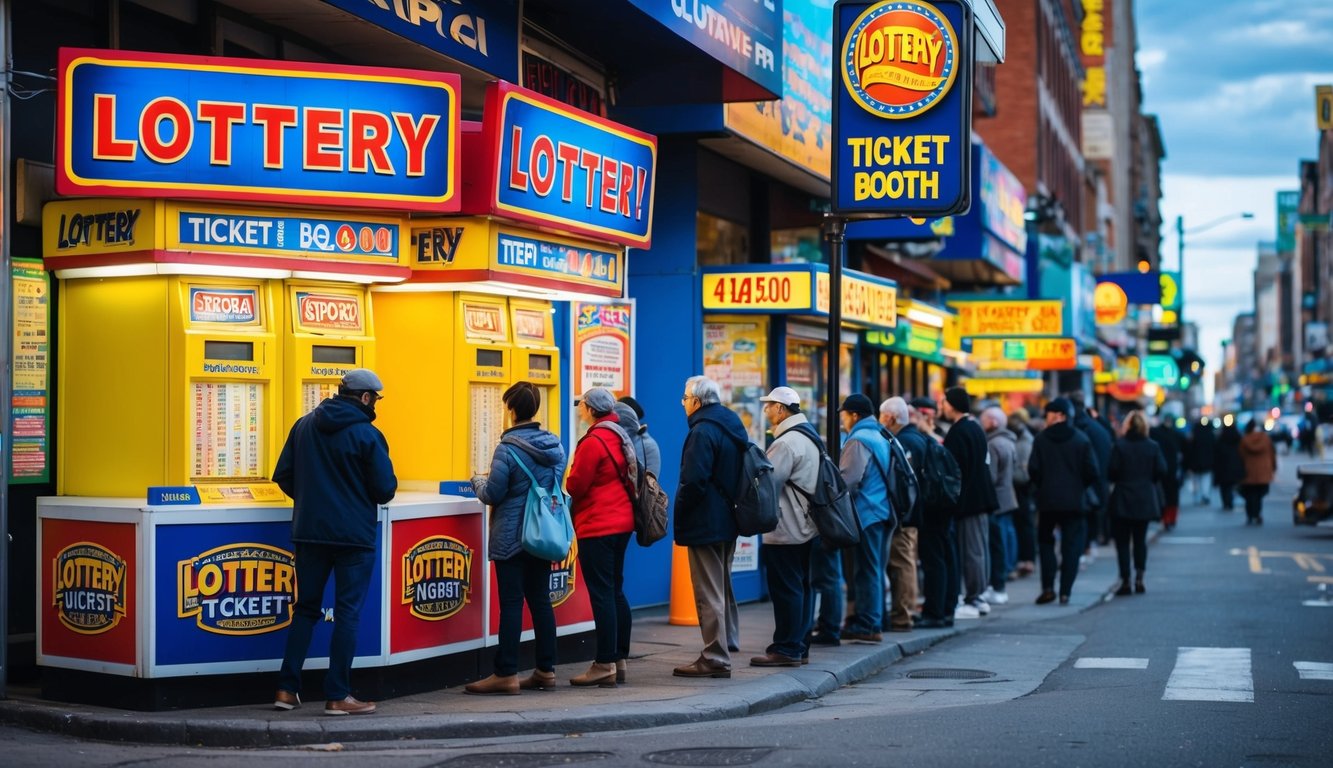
[56,48,460,212]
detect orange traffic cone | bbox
[668,543,698,626]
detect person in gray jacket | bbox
[981,407,1018,605]
[619,395,661,477]
[752,386,820,666]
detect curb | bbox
[0,630,959,748]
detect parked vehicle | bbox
[1293,463,1333,526]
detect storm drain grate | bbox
[431,752,613,768]
[644,747,774,766]
[904,668,996,680]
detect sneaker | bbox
[954,603,981,619]
[324,696,376,716]
[272,690,300,711]
[981,588,1009,605]
[968,598,990,615]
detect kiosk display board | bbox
[460,296,512,477]
[283,282,375,426]
[510,298,559,434]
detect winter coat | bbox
[566,414,636,540]
[842,416,893,528]
[1186,425,1217,473]
[1212,425,1245,487]
[943,415,999,518]
[1028,421,1099,515]
[1074,410,1113,512]
[613,403,648,473]
[1012,425,1034,485]
[471,423,567,560]
[986,427,1019,513]
[1239,430,1277,486]
[641,428,663,477]
[675,402,746,546]
[273,395,397,550]
[1107,433,1167,522]
[763,414,820,545]
[1149,424,1184,507]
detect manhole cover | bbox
[904,668,996,680]
[432,752,613,768]
[643,747,773,766]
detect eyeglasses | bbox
[681,395,698,404]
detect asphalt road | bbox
[2,460,1330,767]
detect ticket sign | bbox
[832,0,974,216]
[466,81,657,248]
[951,300,1064,338]
[56,48,460,212]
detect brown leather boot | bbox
[518,669,557,691]
[569,661,617,688]
[464,673,519,695]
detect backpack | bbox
[592,422,668,546]
[786,425,860,550]
[504,445,574,561]
[917,436,962,515]
[725,432,779,536]
[880,428,921,527]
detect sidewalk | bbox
[0,539,1128,749]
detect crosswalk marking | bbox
[1294,662,1333,681]
[1075,657,1149,669]
[1163,647,1253,703]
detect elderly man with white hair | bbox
[980,406,1019,605]
[879,396,922,632]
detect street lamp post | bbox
[1175,211,1255,324]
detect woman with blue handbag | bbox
[467,381,567,695]
[565,387,637,687]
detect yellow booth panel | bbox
[509,298,560,438]
[281,281,376,430]
[460,294,512,479]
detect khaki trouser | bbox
[888,526,919,628]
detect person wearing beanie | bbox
[1028,398,1100,604]
[837,393,894,643]
[619,395,661,476]
[939,386,999,619]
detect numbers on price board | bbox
[711,275,793,306]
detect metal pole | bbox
[824,215,845,462]
[1,0,12,698]
[1176,214,1185,325]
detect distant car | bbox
[1293,463,1333,526]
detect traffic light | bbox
[1172,348,1205,391]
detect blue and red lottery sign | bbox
[56,48,460,212]
[832,1,973,217]
[467,81,656,249]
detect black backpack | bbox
[786,425,860,550]
[917,435,962,514]
[725,432,779,537]
[880,427,921,527]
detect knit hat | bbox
[618,395,645,419]
[944,386,971,414]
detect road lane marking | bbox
[1308,576,1333,584]
[1075,658,1149,669]
[1163,647,1253,703]
[1294,554,1326,572]
[1159,537,1215,544]
[1248,546,1264,574]
[1294,662,1333,681]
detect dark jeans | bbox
[762,540,813,659]
[1037,512,1086,597]
[579,532,632,664]
[1241,484,1269,521]
[918,515,958,620]
[494,552,557,676]
[847,520,889,634]
[989,511,1016,590]
[1013,482,1035,562]
[1219,483,1237,510]
[1111,518,1149,580]
[278,542,375,701]
[809,539,844,636]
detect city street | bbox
[2,455,1329,767]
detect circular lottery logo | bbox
[842,1,959,119]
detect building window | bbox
[697,213,749,266]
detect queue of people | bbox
[270,368,1268,716]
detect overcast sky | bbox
[1136,2,1333,405]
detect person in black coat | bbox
[1212,423,1245,511]
[1108,411,1167,595]
[1185,421,1217,505]
[941,387,1000,616]
[1028,398,1100,604]
[1149,418,1184,530]
[1068,391,1113,546]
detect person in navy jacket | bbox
[272,368,396,717]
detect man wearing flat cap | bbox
[837,393,894,643]
[273,368,397,716]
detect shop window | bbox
[697,213,749,266]
[771,227,824,264]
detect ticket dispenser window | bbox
[175,279,282,500]
[509,299,560,436]
[458,295,512,477]
[283,282,375,430]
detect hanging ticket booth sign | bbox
[831,0,974,216]
[461,80,657,248]
[55,48,461,212]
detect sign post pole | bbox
[824,215,846,461]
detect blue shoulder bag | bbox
[505,445,574,562]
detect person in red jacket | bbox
[565,386,636,687]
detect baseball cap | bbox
[909,396,938,412]
[1044,397,1073,417]
[759,386,802,407]
[839,393,875,416]
[341,368,383,392]
[574,387,616,413]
